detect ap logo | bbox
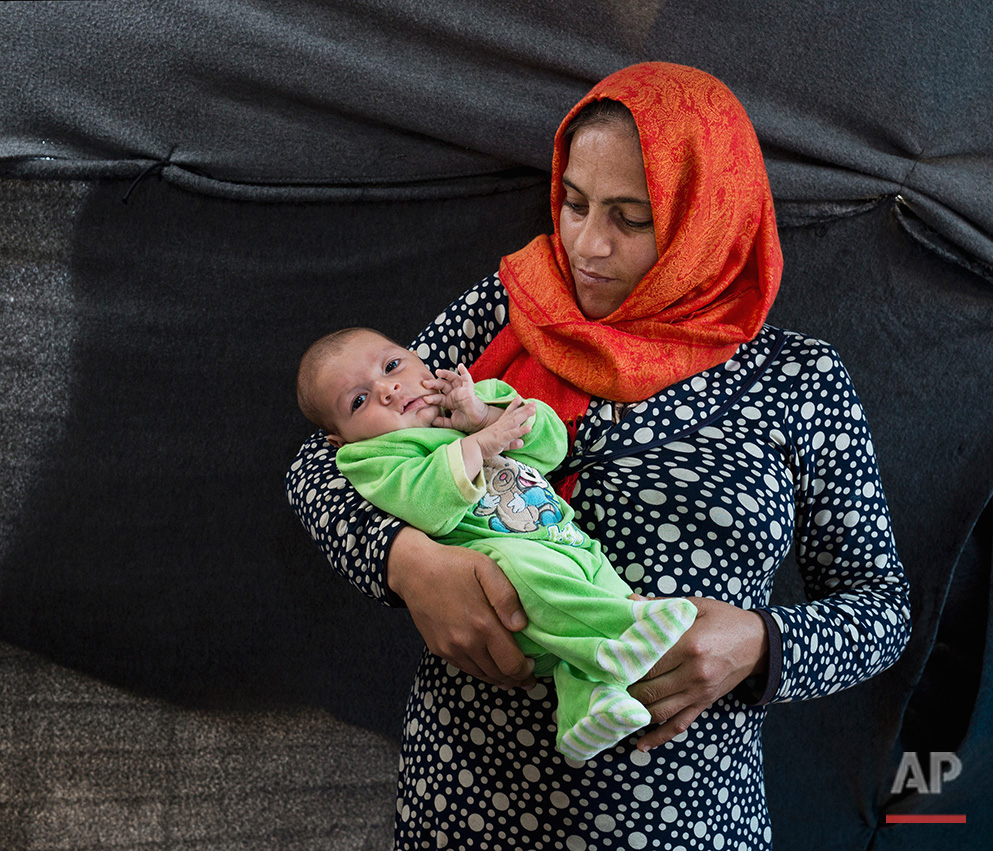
[891,752,962,795]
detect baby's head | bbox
[297,327,440,447]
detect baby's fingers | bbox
[510,399,536,424]
[502,396,529,414]
[511,421,533,442]
[422,377,452,395]
[503,414,532,441]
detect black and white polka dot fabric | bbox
[286,274,911,850]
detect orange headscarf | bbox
[471,62,782,431]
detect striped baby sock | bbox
[594,598,697,684]
[558,684,652,761]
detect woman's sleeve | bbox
[284,273,509,606]
[759,341,912,704]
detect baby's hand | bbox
[474,397,536,459]
[425,364,490,433]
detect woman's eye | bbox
[622,216,654,230]
[563,199,586,214]
[385,359,400,373]
[351,393,366,412]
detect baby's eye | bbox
[385,358,400,373]
[351,393,367,412]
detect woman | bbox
[287,63,910,850]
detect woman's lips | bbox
[574,267,613,286]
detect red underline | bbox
[886,815,966,824]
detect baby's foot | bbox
[594,598,697,683]
[558,685,652,762]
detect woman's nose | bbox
[573,212,612,259]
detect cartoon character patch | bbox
[474,455,563,534]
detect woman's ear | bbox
[325,432,345,448]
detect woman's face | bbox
[559,121,658,320]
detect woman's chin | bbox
[574,277,630,320]
[577,292,620,320]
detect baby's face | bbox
[320,330,439,446]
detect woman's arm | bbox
[387,528,535,687]
[759,342,911,703]
[628,339,910,748]
[286,433,405,605]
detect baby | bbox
[296,327,696,760]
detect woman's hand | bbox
[387,526,537,690]
[627,596,769,751]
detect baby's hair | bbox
[296,326,404,433]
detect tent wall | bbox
[1,2,991,848]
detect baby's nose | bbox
[377,379,401,400]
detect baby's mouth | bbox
[402,397,427,414]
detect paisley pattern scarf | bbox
[471,63,783,435]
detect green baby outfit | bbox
[336,379,696,760]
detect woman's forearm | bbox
[385,526,535,689]
[385,526,437,600]
[286,432,405,605]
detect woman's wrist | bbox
[386,526,437,601]
[743,608,770,676]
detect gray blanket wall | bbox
[1,1,991,848]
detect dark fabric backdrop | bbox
[1,1,991,848]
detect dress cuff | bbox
[380,520,412,609]
[734,608,783,706]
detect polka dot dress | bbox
[286,274,911,850]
